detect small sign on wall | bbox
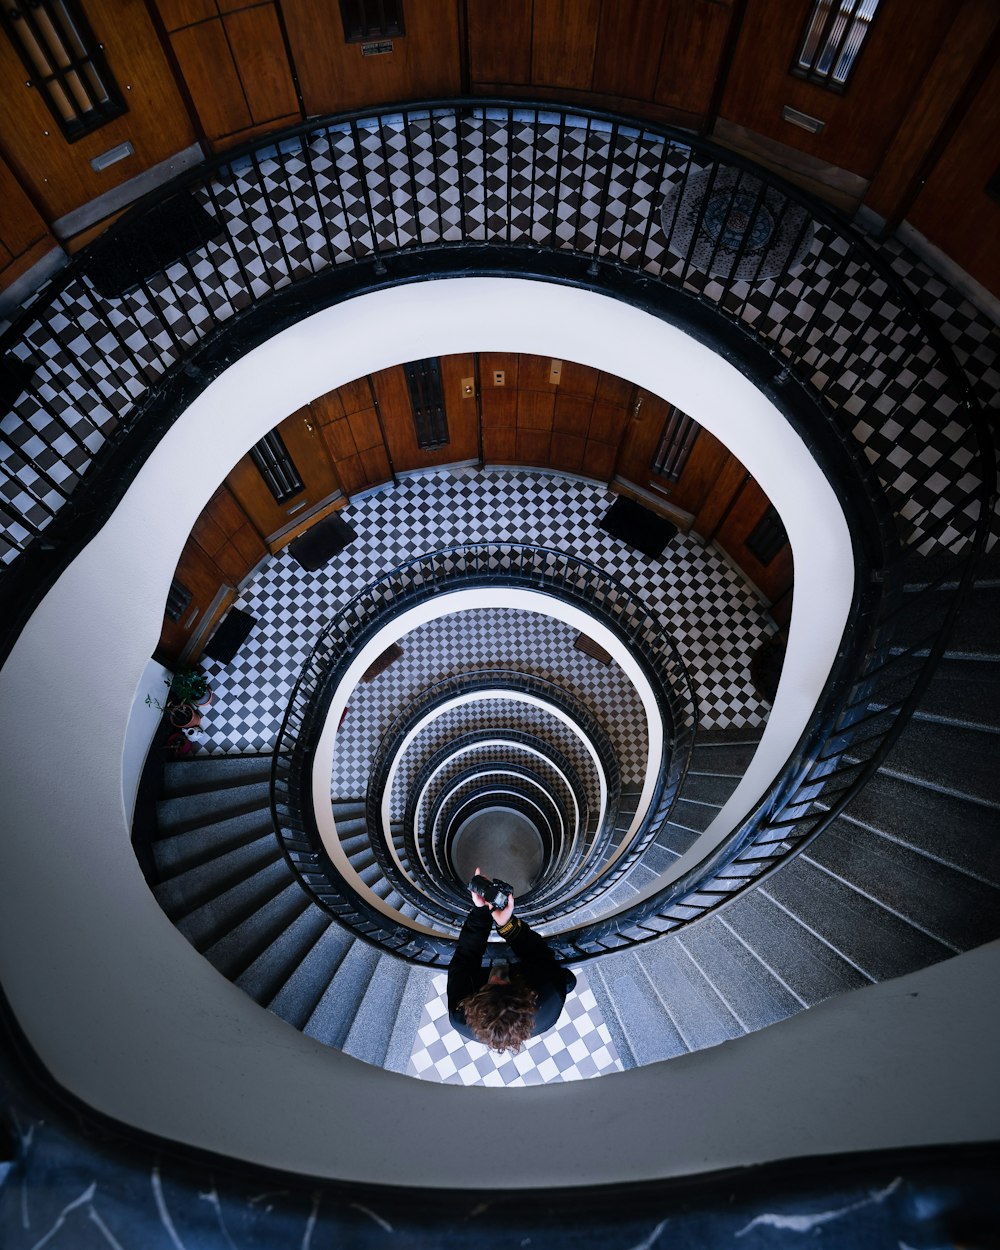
[361,40,394,56]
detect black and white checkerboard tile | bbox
[407,966,623,1086]
[197,470,775,758]
[334,605,649,801]
[3,112,997,565]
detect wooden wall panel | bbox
[170,21,252,139]
[468,0,532,85]
[531,0,601,89]
[714,477,793,602]
[906,53,1000,296]
[0,0,196,221]
[719,0,958,181]
[373,357,478,473]
[0,154,56,290]
[591,0,668,100]
[282,0,461,117]
[167,4,300,145]
[864,0,1000,224]
[653,1,735,117]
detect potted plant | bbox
[146,667,212,723]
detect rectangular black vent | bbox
[746,505,788,567]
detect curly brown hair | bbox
[459,979,539,1053]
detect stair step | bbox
[155,780,270,836]
[722,888,871,1005]
[678,772,740,806]
[235,902,332,1004]
[762,855,954,982]
[635,940,745,1050]
[678,920,804,1032]
[173,856,292,950]
[344,954,410,1066]
[690,740,760,775]
[161,753,272,797]
[384,965,439,1074]
[911,657,1000,732]
[803,818,1000,952]
[589,957,688,1066]
[305,940,381,1049]
[652,820,699,857]
[880,719,999,807]
[669,797,720,833]
[151,808,275,878]
[896,583,1000,659]
[267,922,356,1029]
[203,881,312,980]
[153,833,279,916]
[840,772,1000,885]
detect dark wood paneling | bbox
[170,20,252,139]
[282,0,461,117]
[582,439,617,480]
[224,6,300,125]
[152,0,217,31]
[667,427,731,517]
[550,430,586,471]
[531,0,601,89]
[588,398,628,445]
[714,477,793,602]
[553,393,594,435]
[591,0,669,100]
[692,455,749,539]
[0,153,54,289]
[517,389,555,431]
[907,52,1000,296]
[720,0,958,180]
[653,0,735,116]
[0,0,197,221]
[374,356,478,472]
[158,539,230,662]
[467,0,532,83]
[226,404,343,545]
[483,426,517,461]
[864,0,1000,223]
[516,427,552,463]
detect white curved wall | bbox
[0,278,874,1185]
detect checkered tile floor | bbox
[2,111,996,565]
[197,470,776,759]
[407,967,623,1086]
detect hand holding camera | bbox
[469,868,515,924]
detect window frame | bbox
[790,0,880,95]
[0,0,127,143]
[338,0,404,44]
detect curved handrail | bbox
[0,98,987,964]
[271,543,697,958]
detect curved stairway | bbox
[142,554,1000,1077]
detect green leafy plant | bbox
[145,668,210,713]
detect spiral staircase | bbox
[0,100,997,1188]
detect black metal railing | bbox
[271,543,697,956]
[1,100,992,963]
[379,670,621,881]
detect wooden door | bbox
[719,0,959,180]
[281,0,460,117]
[314,377,393,496]
[0,154,55,291]
[157,1,301,147]
[157,483,266,662]
[0,0,196,222]
[226,405,345,548]
[616,393,730,518]
[374,356,479,474]
[712,477,793,604]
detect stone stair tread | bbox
[304,940,381,1049]
[880,719,999,807]
[344,953,411,1066]
[153,833,279,915]
[203,882,313,981]
[161,753,272,797]
[268,921,356,1029]
[235,903,332,1004]
[762,855,955,982]
[155,780,270,835]
[589,957,688,1066]
[634,940,745,1050]
[802,817,1000,952]
[174,857,291,950]
[722,889,871,1005]
[678,920,803,1032]
[151,808,276,877]
[839,771,1000,883]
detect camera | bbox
[469,874,513,912]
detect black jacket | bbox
[447,906,577,1042]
